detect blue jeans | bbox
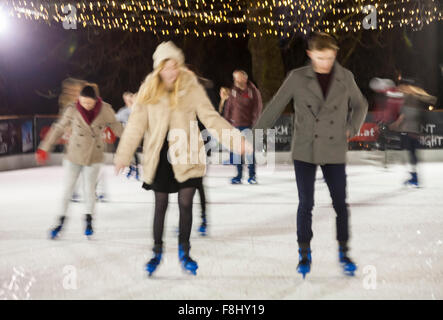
[232,126,256,179]
[294,160,349,245]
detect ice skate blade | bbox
[182,268,197,276]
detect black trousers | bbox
[294,160,350,245]
[401,133,419,167]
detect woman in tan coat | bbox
[114,42,248,276]
[36,85,123,239]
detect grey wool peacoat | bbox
[254,62,368,164]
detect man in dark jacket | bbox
[224,70,263,184]
[254,32,368,278]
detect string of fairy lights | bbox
[1,0,442,38]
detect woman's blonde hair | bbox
[135,59,182,109]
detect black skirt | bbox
[142,137,202,193]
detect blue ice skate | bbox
[146,251,162,277]
[339,248,357,276]
[404,172,419,187]
[247,176,258,185]
[126,165,135,179]
[85,214,93,238]
[297,248,312,279]
[231,176,242,184]
[178,245,198,275]
[49,216,65,240]
[50,225,62,240]
[198,217,207,237]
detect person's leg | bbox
[232,127,247,182]
[321,163,356,274]
[197,182,206,220]
[51,160,82,238]
[294,160,317,277]
[178,187,196,254]
[133,153,140,180]
[60,160,83,216]
[153,192,169,253]
[401,134,419,184]
[197,182,208,235]
[82,163,101,235]
[320,163,349,245]
[95,166,106,201]
[177,187,198,274]
[243,127,256,180]
[82,163,101,217]
[294,160,317,248]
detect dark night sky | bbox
[0,17,442,116]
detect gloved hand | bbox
[35,149,49,165]
[103,127,116,144]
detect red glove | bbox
[103,127,116,144]
[35,149,49,165]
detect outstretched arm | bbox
[253,70,295,130]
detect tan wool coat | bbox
[39,102,123,166]
[114,68,244,184]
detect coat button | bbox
[97,145,101,148]
[329,136,334,140]
[315,119,319,123]
[334,106,338,110]
[308,105,312,108]
[314,134,318,138]
[330,120,334,124]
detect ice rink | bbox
[1,162,442,300]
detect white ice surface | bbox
[0,162,442,299]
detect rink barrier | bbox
[1,112,443,171]
[1,150,442,171]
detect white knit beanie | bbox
[152,41,185,70]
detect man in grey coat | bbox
[254,32,368,278]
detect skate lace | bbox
[298,258,311,265]
[340,256,353,264]
[183,256,196,265]
[149,255,161,265]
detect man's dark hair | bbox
[308,32,339,51]
[80,85,97,99]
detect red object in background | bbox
[373,90,404,124]
[39,126,68,144]
[103,127,116,144]
[350,123,380,142]
[35,149,49,164]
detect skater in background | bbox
[389,81,437,187]
[116,91,141,180]
[369,77,404,166]
[223,70,262,184]
[58,80,108,202]
[219,87,230,116]
[58,78,87,116]
[187,66,219,237]
[36,85,123,239]
[254,32,368,278]
[114,41,249,276]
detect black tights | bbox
[197,182,206,219]
[152,187,196,254]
